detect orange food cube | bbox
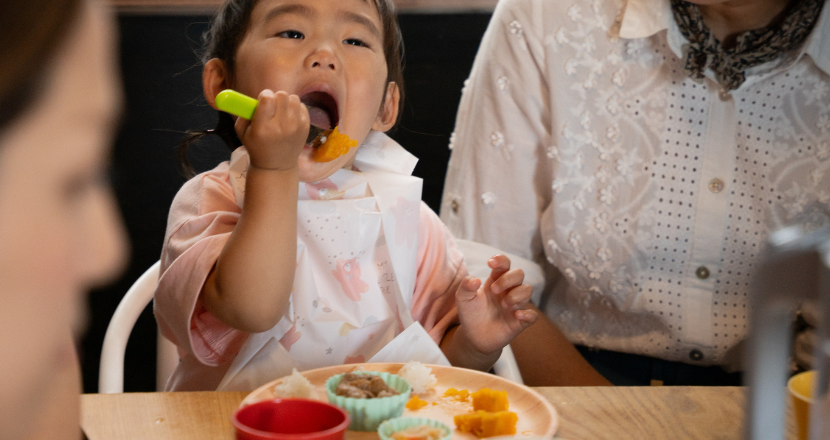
[443,388,470,401]
[471,388,509,412]
[406,395,429,410]
[454,412,482,435]
[453,410,518,438]
[312,126,358,162]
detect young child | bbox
[154,0,538,391]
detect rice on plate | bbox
[397,361,437,394]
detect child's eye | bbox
[343,38,369,48]
[276,30,304,39]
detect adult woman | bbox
[0,0,126,438]
[441,0,829,386]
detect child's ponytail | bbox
[177,111,241,178]
[177,0,254,178]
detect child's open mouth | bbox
[301,91,339,146]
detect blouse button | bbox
[708,178,725,193]
[695,266,710,279]
[718,88,731,101]
[451,199,460,214]
[689,349,704,361]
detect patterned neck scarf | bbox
[671,0,825,91]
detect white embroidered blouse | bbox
[440,0,830,367]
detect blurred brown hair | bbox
[0,0,83,131]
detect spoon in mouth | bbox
[306,124,330,146]
[215,89,357,162]
[215,89,329,147]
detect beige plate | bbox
[240,363,558,439]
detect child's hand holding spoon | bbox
[215,89,357,163]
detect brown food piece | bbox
[335,373,400,398]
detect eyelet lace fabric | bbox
[440,0,830,365]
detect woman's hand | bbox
[234,89,309,171]
[455,254,538,356]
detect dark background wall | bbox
[80,12,492,393]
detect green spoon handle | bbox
[215,89,328,145]
[215,89,258,120]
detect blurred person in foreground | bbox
[0,0,127,439]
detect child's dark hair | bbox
[179,0,405,177]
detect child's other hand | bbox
[234,90,309,171]
[455,254,538,356]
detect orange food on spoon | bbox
[213,90,356,163]
[312,126,358,162]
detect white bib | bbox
[217,132,450,391]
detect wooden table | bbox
[80,387,798,439]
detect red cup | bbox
[232,398,350,440]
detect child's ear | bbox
[203,58,230,109]
[372,82,400,132]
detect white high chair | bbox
[98,260,180,393]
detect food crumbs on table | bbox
[335,372,399,398]
[406,395,429,410]
[453,410,518,438]
[471,388,509,412]
[390,425,445,440]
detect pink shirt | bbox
[154,161,465,390]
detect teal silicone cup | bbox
[377,417,452,440]
[325,372,411,432]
